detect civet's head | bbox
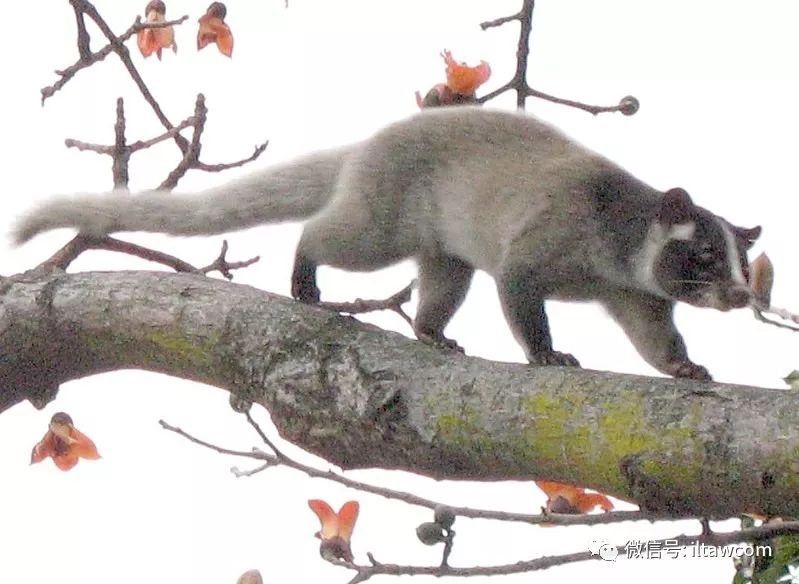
[647,188,761,311]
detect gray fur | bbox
[12,146,352,243]
[13,107,758,379]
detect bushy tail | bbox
[12,145,352,245]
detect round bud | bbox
[618,95,640,116]
[416,522,446,545]
[229,394,252,413]
[548,495,578,514]
[208,2,227,19]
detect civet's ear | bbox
[735,225,762,249]
[657,188,695,226]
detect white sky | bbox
[1,1,798,583]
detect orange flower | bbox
[536,480,614,514]
[441,49,491,96]
[308,499,359,562]
[137,0,177,60]
[197,2,234,58]
[30,412,100,471]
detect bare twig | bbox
[44,42,118,104]
[244,410,288,461]
[112,98,130,189]
[440,530,455,567]
[69,0,91,60]
[65,106,218,169]
[159,95,208,190]
[335,522,799,582]
[480,12,520,30]
[94,236,258,277]
[63,96,268,189]
[194,142,271,173]
[320,281,416,329]
[752,301,799,332]
[78,1,190,152]
[38,234,199,274]
[63,140,115,155]
[200,241,260,279]
[42,11,189,106]
[478,0,638,115]
[46,1,269,173]
[159,420,261,459]
[41,235,96,271]
[161,412,654,528]
[126,120,196,152]
[34,1,272,278]
[232,463,271,478]
[92,237,201,273]
[36,232,259,277]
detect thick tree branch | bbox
[1,271,797,519]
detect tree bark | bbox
[1,270,795,518]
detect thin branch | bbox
[477,81,515,104]
[62,99,269,187]
[232,463,271,478]
[127,118,196,152]
[63,140,114,155]
[162,412,656,528]
[92,236,258,278]
[45,96,259,276]
[35,232,259,278]
[199,240,261,279]
[477,0,535,109]
[159,420,261,459]
[43,43,118,104]
[159,94,207,190]
[112,98,130,189]
[477,0,638,115]
[131,17,189,34]
[69,0,91,60]
[319,281,415,329]
[65,103,250,178]
[752,301,799,332]
[244,410,288,462]
[78,1,190,152]
[42,11,188,105]
[40,235,95,271]
[194,142,271,173]
[341,549,597,580]
[37,234,199,274]
[45,1,269,197]
[440,530,455,567]
[92,237,202,273]
[480,12,522,30]
[336,522,799,582]
[526,88,639,116]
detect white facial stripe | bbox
[716,217,746,285]
[635,220,697,297]
[634,223,669,297]
[669,222,695,241]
